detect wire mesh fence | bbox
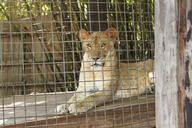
[0,0,155,127]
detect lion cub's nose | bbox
[92,57,100,61]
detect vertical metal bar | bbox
[0,18,5,127]
[20,16,27,128]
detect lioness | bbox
[56,28,154,114]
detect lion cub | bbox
[56,28,154,114]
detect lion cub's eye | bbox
[101,43,106,48]
[87,43,92,49]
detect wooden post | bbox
[178,0,192,127]
[177,0,186,127]
[155,0,179,127]
[156,0,192,127]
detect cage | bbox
[0,0,155,127]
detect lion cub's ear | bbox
[79,29,90,42]
[104,28,118,41]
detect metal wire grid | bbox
[0,0,154,127]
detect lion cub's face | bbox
[79,28,117,68]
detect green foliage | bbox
[0,0,51,20]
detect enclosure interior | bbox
[0,0,155,127]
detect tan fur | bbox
[56,28,154,114]
[116,60,154,98]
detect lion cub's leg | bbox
[68,91,111,114]
[56,86,112,115]
[56,92,111,114]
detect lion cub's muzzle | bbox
[91,57,104,67]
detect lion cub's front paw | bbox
[68,104,77,115]
[55,104,69,114]
[68,104,87,115]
